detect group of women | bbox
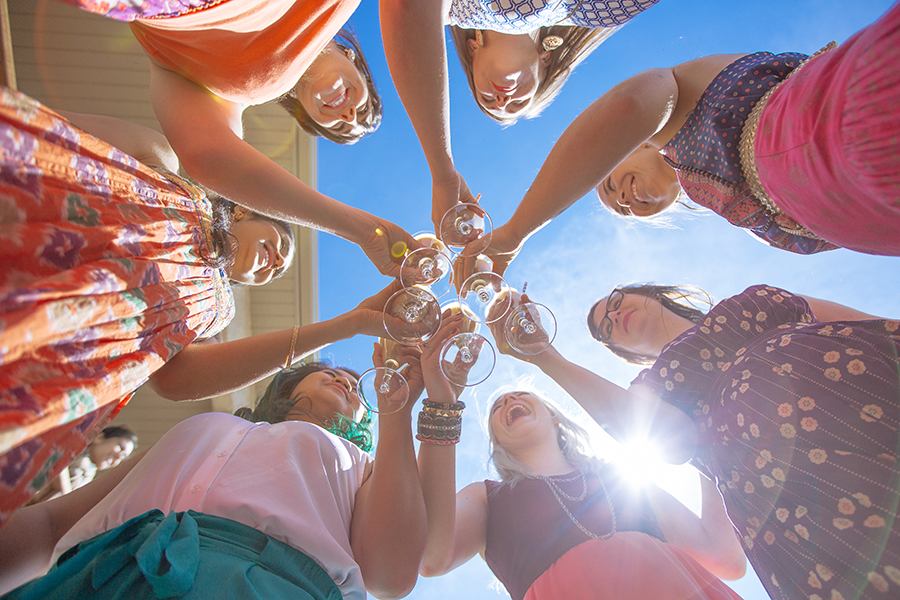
[1,0,899,599]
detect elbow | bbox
[714,555,747,581]
[146,357,194,402]
[365,571,421,599]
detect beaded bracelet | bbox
[417,398,465,445]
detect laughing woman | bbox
[0,89,399,522]
[412,318,747,600]
[493,285,900,600]
[0,358,426,599]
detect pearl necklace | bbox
[526,467,617,541]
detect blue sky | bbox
[315,1,899,598]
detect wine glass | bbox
[438,303,496,388]
[505,299,557,355]
[383,287,442,345]
[439,202,492,257]
[458,271,512,324]
[357,337,410,414]
[400,233,454,299]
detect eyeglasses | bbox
[594,290,624,342]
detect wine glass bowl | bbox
[439,203,492,257]
[505,301,557,355]
[383,287,442,345]
[400,247,453,298]
[439,332,496,387]
[358,366,409,414]
[459,272,512,324]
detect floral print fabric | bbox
[0,88,233,522]
[635,285,900,600]
[56,0,229,21]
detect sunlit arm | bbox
[148,64,412,277]
[0,452,146,595]
[350,411,426,598]
[498,68,680,247]
[647,476,746,580]
[379,0,475,227]
[529,346,698,463]
[149,281,403,401]
[800,295,887,322]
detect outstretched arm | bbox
[148,63,415,277]
[801,295,887,322]
[148,281,405,401]
[415,313,489,576]
[484,54,741,277]
[529,347,697,463]
[647,475,746,580]
[379,0,475,229]
[349,345,427,598]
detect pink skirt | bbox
[754,2,900,255]
[523,531,743,600]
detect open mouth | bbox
[630,177,644,204]
[323,88,348,109]
[506,402,531,426]
[623,310,633,333]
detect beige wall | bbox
[9,0,318,448]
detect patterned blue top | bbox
[661,52,837,254]
[449,0,660,33]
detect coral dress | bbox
[635,285,900,600]
[0,88,234,523]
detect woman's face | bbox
[489,391,556,450]
[296,42,370,138]
[229,209,294,285]
[468,31,548,119]
[88,435,135,470]
[589,292,669,357]
[285,369,364,425]
[596,144,681,217]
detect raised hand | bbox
[358,216,422,279]
[431,171,477,234]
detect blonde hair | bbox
[488,390,601,484]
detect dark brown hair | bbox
[449,25,613,123]
[203,194,294,284]
[234,362,374,452]
[587,284,712,365]
[277,28,382,144]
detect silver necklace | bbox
[526,467,617,541]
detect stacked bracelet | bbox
[416,399,465,445]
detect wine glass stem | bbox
[379,371,393,394]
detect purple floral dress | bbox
[635,285,900,600]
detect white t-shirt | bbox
[56,413,372,599]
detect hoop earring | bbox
[541,35,564,52]
[475,30,484,47]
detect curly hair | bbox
[234,362,374,452]
[488,390,600,484]
[587,284,712,365]
[277,28,382,145]
[449,25,613,123]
